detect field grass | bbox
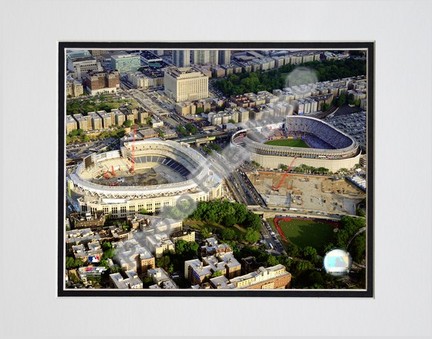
[265,138,310,148]
[269,218,335,253]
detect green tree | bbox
[221,228,236,241]
[211,270,223,278]
[286,242,300,257]
[336,216,366,249]
[294,260,314,272]
[244,213,262,231]
[156,255,171,270]
[201,227,212,238]
[102,241,112,251]
[337,92,347,107]
[102,248,116,260]
[66,256,84,269]
[66,256,75,269]
[222,214,237,227]
[233,203,248,224]
[123,120,133,127]
[295,269,325,288]
[176,125,187,136]
[266,255,280,267]
[244,228,260,244]
[350,232,366,263]
[185,123,198,135]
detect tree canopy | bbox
[214,59,366,96]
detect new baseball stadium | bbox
[66,139,223,218]
[232,115,362,172]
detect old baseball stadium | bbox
[67,139,223,218]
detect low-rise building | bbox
[145,233,175,258]
[147,268,178,289]
[138,128,158,139]
[72,240,103,264]
[229,264,291,289]
[68,211,106,229]
[200,237,232,257]
[209,275,235,289]
[138,110,150,124]
[110,270,143,289]
[77,266,107,281]
[96,110,113,129]
[82,70,120,95]
[66,115,78,134]
[128,72,152,89]
[171,230,196,243]
[66,79,84,97]
[184,258,213,285]
[111,54,141,73]
[113,109,126,126]
[68,55,102,79]
[73,114,90,131]
[66,228,100,245]
[114,238,155,274]
[87,112,103,130]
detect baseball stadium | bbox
[67,139,223,218]
[232,115,362,172]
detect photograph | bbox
[2,0,432,337]
[59,42,373,296]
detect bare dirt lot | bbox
[91,164,184,187]
[247,171,366,215]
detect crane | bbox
[271,157,297,191]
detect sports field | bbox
[270,217,336,252]
[265,138,310,148]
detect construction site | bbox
[247,170,366,215]
[89,161,185,187]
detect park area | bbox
[269,217,338,253]
[66,94,139,115]
[264,138,310,148]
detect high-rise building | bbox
[209,50,218,65]
[110,54,141,73]
[164,67,209,102]
[172,50,190,67]
[218,50,231,65]
[191,50,218,65]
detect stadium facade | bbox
[232,115,362,172]
[67,139,223,218]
